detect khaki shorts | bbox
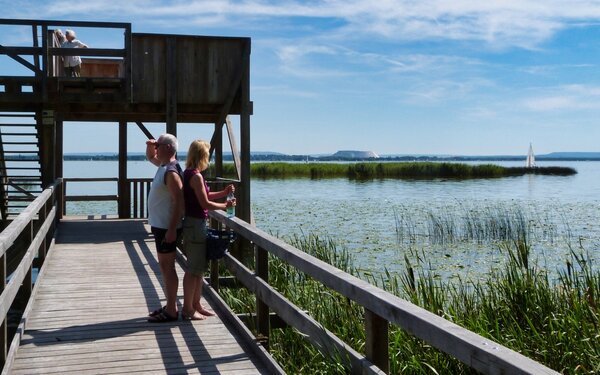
[182,216,208,276]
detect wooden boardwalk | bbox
[7,217,276,374]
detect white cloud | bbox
[522,84,600,111]
[6,0,600,48]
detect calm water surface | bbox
[64,160,600,280]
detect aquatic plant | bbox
[394,204,558,245]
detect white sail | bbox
[526,143,536,168]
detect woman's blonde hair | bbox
[186,139,210,171]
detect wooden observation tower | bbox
[0,19,252,223]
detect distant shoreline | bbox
[55,154,600,162]
[6,153,597,162]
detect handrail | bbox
[0,179,61,366]
[0,180,60,256]
[0,19,130,28]
[208,210,559,375]
[0,19,131,100]
[61,177,232,218]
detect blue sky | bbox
[2,0,600,156]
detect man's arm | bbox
[164,171,184,243]
[146,139,160,166]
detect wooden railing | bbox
[0,19,132,101]
[0,179,61,368]
[128,178,151,219]
[62,177,234,219]
[207,210,559,375]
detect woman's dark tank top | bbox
[183,168,209,219]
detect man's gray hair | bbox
[65,29,76,38]
[159,133,178,152]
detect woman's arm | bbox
[191,173,233,211]
[207,184,234,200]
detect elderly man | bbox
[146,133,184,322]
[61,29,88,77]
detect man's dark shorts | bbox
[151,226,182,254]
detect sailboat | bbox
[526,143,536,168]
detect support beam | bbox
[239,40,251,224]
[0,251,5,366]
[39,110,55,189]
[118,121,129,218]
[54,120,63,182]
[124,24,132,102]
[365,309,389,373]
[165,37,177,136]
[214,122,223,178]
[32,26,40,72]
[0,45,40,73]
[135,121,154,140]
[225,117,241,180]
[256,244,270,349]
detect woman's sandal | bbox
[147,310,178,323]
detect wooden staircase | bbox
[0,112,42,221]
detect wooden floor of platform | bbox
[7,217,273,374]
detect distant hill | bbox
[330,150,379,159]
[540,152,600,159]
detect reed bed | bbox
[219,233,599,374]
[215,162,576,180]
[395,204,558,245]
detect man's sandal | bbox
[147,310,178,323]
[149,306,167,317]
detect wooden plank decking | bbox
[7,217,274,374]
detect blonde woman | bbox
[182,139,235,320]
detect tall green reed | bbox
[218,230,598,374]
[213,162,576,180]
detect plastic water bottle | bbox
[226,191,235,217]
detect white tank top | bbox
[148,160,183,229]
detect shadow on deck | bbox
[7,217,278,374]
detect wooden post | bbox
[0,253,6,367]
[22,222,33,300]
[255,244,270,349]
[209,259,220,293]
[214,122,223,178]
[239,41,251,224]
[40,110,56,189]
[39,199,47,264]
[41,25,48,102]
[54,119,65,223]
[165,37,177,136]
[32,24,39,72]
[62,180,67,217]
[123,24,132,102]
[55,119,63,182]
[365,309,389,373]
[118,121,129,218]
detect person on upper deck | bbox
[146,134,184,323]
[181,139,235,320]
[61,29,88,77]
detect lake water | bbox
[63,160,600,281]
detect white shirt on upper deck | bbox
[61,40,86,67]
